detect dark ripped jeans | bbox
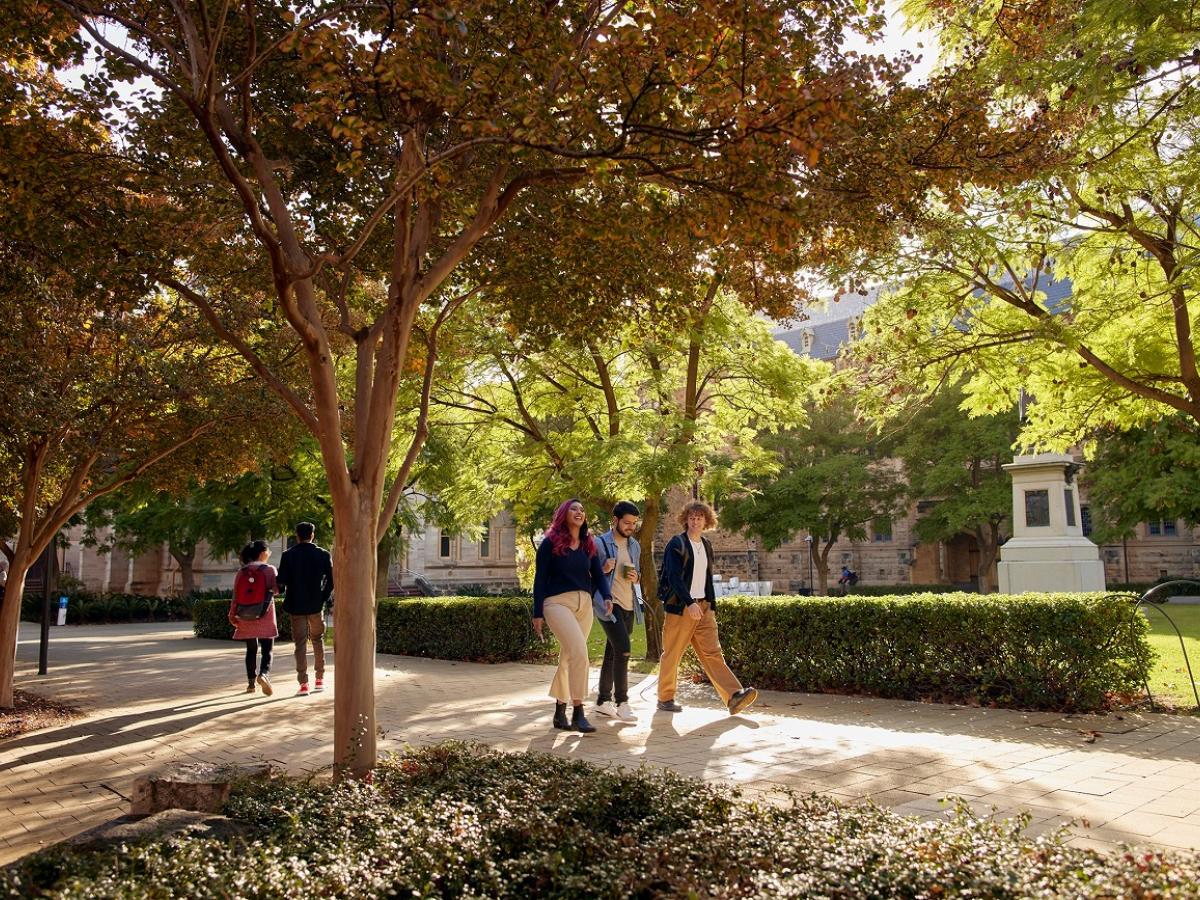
[597,605,635,704]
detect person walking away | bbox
[228,539,279,695]
[276,522,334,696]
[593,501,643,722]
[656,501,757,716]
[532,499,611,734]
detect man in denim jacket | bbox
[591,501,643,722]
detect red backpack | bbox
[234,564,272,620]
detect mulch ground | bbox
[0,689,82,740]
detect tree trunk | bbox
[375,536,395,598]
[331,509,378,781]
[976,524,999,594]
[815,562,830,597]
[816,545,833,597]
[637,493,664,662]
[171,546,196,596]
[0,548,33,708]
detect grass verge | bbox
[1141,605,1200,713]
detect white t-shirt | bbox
[688,537,707,600]
[610,539,635,611]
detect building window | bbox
[1064,489,1076,527]
[439,532,453,558]
[479,521,491,558]
[800,328,815,354]
[1147,519,1178,537]
[1080,504,1092,537]
[872,518,892,542]
[847,316,864,341]
[1025,490,1050,527]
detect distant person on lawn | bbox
[656,501,757,716]
[228,540,279,696]
[276,522,334,697]
[532,499,612,734]
[592,500,643,723]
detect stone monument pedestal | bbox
[997,453,1106,593]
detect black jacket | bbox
[659,532,716,615]
[277,541,334,615]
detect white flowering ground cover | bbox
[4,743,1198,898]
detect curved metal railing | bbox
[1128,580,1200,710]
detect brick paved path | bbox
[2,622,1199,865]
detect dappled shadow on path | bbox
[0,692,285,772]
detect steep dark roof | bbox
[774,277,1074,360]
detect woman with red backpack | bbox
[228,539,280,695]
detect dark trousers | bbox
[244,638,273,682]
[597,605,635,704]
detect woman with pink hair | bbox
[532,499,611,733]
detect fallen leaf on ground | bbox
[0,690,82,740]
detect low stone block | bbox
[67,809,250,852]
[130,762,273,815]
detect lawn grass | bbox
[585,616,657,673]
[1141,604,1200,713]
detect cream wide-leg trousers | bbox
[543,590,594,703]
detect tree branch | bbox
[161,276,320,433]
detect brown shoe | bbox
[728,687,758,716]
[256,674,274,696]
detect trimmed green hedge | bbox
[715,592,1151,711]
[191,598,293,642]
[194,595,537,660]
[843,583,967,596]
[21,590,196,625]
[195,591,1151,712]
[6,743,1199,898]
[376,595,538,662]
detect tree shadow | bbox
[0,692,284,772]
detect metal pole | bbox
[38,540,57,675]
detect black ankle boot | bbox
[571,704,596,733]
[552,702,570,730]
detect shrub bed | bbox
[20,590,196,625]
[191,598,292,642]
[5,743,1198,898]
[715,592,1151,711]
[376,595,539,662]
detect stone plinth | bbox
[997,453,1105,593]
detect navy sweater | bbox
[532,539,610,618]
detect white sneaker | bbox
[615,702,637,722]
[594,701,618,718]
